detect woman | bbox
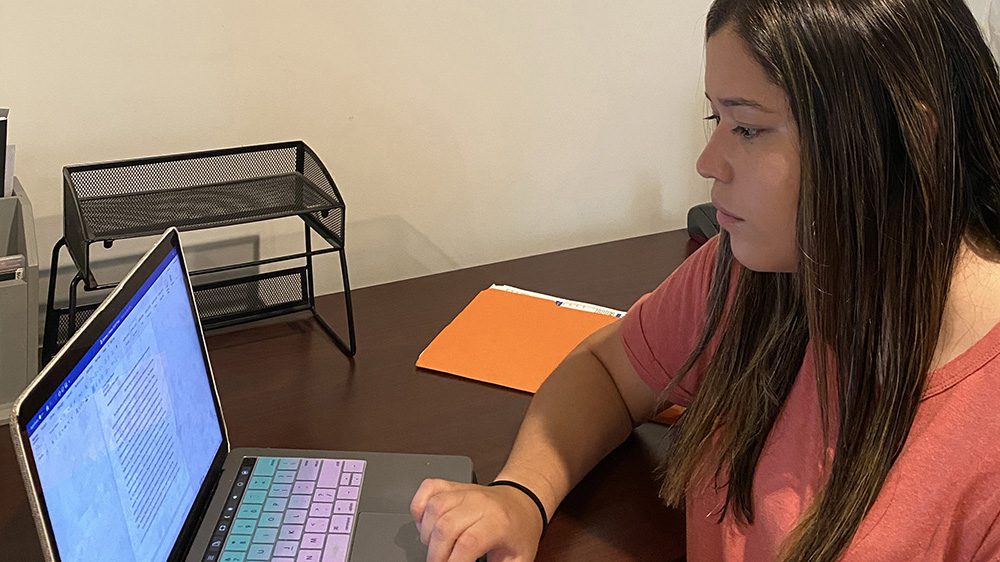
[411,0,1000,560]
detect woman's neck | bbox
[931,241,1000,372]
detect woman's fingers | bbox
[426,502,487,562]
[446,515,505,562]
[418,488,466,547]
[411,478,456,525]
[411,479,543,562]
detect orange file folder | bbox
[417,286,620,393]
[417,285,686,424]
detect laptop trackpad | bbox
[352,512,426,561]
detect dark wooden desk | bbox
[0,229,697,561]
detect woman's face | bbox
[698,26,801,273]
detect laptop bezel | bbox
[8,228,231,562]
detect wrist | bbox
[494,466,562,520]
[488,480,549,531]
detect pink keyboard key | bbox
[351,473,362,486]
[313,490,336,503]
[333,500,356,514]
[336,486,358,500]
[298,459,321,481]
[317,460,342,489]
[306,517,329,533]
[322,534,350,562]
[294,481,316,495]
[302,533,326,549]
[284,509,308,524]
[343,460,365,473]
[328,515,353,534]
[309,503,333,518]
[289,495,311,510]
[280,524,304,541]
[297,551,322,562]
[274,541,299,556]
[339,472,352,486]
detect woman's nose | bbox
[696,131,733,184]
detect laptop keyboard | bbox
[204,456,367,562]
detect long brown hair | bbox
[658,1,1000,560]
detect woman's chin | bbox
[729,235,798,273]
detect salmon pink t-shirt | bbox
[620,236,1000,561]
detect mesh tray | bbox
[62,141,347,287]
[77,173,338,240]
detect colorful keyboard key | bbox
[274,540,299,556]
[246,543,273,560]
[248,476,271,490]
[298,459,321,481]
[328,515,352,534]
[242,490,266,504]
[289,495,311,509]
[264,497,289,512]
[335,487,358,501]
[253,458,279,477]
[224,534,250,552]
[237,504,261,519]
[275,470,297,485]
[322,534,350,562]
[317,460,342,489]
[259,513,283,528]
[306,517,329,533]
[232,519,257,535]
[252,527,278,544]
[280,524,304,541]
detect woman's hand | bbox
[410,478,545,562]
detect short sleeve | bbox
[619,235,723,407]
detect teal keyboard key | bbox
[248,476,271,490]
[278,457,300,471]
[219,553,245,562]
[274,470,296,485]
[231,519,257,535]
[224,534,250,552]
[263,497,288,512]
[242,490,266,504]
[252,457,279,477]
[252,526,278,544]
[259,512,282,527]
[246,543,273,560]
[237,504,262,519]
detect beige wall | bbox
[1,1,714,318]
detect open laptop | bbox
[9,228,474,562]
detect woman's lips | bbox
[713,202,744,228]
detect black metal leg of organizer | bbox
[305,223,357,357]
[42,238,67,364]
[67,273,85,341]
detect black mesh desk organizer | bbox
[42,141,356,364]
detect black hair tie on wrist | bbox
[488,480,549,531]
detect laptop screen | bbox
[24,246,223,562]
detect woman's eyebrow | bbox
[705,93,774,113]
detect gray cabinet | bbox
[0,178,38,422]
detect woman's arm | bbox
[411,319,661,562]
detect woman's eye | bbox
[734,126,761,140]
[704,114,720,126]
